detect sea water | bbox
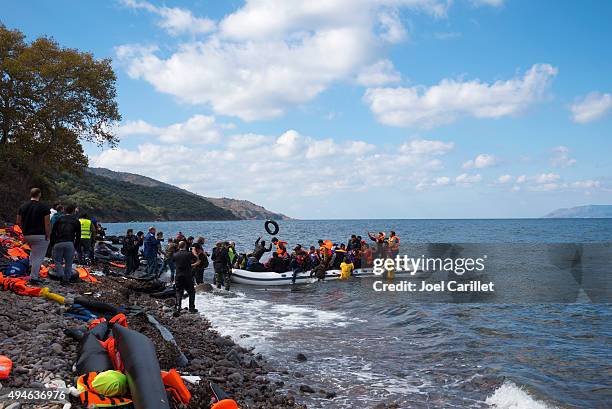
[105,219,612,408]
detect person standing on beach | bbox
[16,188,51,285]
[78,213,95,264]
[212,241,232,290]
[191,243,208,284]
[143,227,158,276]
[164,238,178,282]
[50,205,81,285]
[50,205,64,227]
[122,229,139,274]
[173,241,197,314]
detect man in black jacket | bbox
[50,205,81,284]
[122,229,139,274]
[173,241,197,314]
[212,241,232,290]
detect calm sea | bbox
[104,219,612,408]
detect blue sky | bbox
[3,0,612,219]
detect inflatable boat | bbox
[230,267,399,286]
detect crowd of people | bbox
[15,187,401,315]
[237,231,401,282]
[16,188,108,285]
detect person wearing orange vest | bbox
[387,231,401,258]
[271,237,288,258]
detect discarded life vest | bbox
[0,355,12,379]
[1,258,29,277]
[76,372,132,407]
[161,369,191,405]
[212,399,239,409]
[6,247,28,259]
[0,275,43,297]
[76,266,98,283]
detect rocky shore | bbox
[0,273,307,409]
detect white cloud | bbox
[159,115,220,144]
[516,175,527,184]
[364,63,558,128]
[92,127,456,199]
[570,92,612,124]
[117,0,450,120]
[116,114,221,144]
[356,59,401,86]
[497,174,512,183]
[455,173,482,185]
[378,9,408,43]
[571,180,600,189]
[117,119,160,136]
[399,139,454,155]
[463,153,498,169]
[550,146,576,168]
[534,173,560,184]
[120,0,215,35]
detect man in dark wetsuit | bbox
[252,236,272,261]
[191,243,208,284]
[173,241,197,314]
[212,241,232,290]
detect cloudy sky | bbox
[5,0,612,218]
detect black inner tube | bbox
[265,220,279,235]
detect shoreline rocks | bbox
[0,273,306,408]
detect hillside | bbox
[544,205,612,218]
[54,171,237,222]
[88,167,290,220]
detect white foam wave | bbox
[194,290,358,350]
[486,381,557,409]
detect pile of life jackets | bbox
[76,313,191,408]
[0,225,33,277]
[0,224,96,282]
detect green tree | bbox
[0,24,120,220]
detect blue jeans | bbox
[167,259,176,281]
[53,241,75,282]
[145,255,157,275]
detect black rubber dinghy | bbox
[112,324,170,409]
[76,333,114,375]
[265,220,279,235]
[74,296,125,318]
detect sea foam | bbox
[486,381,557,409]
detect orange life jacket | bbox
[387,235,400,251]
[161,369,191,404]
[212,399,239,409]
[7,247,28,259]
[39,264,49,278]
[88,317,107,331]
[76,372,132,407]
[77,266,98,283]
[99,337,123,372]
[109,313,128,328]
[0,355,12,380]
[0,275,43,297]
[275,241,288,257]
